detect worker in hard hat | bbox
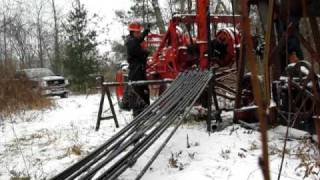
[125,22,150,117]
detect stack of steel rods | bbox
[52,70,213,180]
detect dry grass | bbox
[67,145,82,156]
[168,151,184,170]
[0,64,52,117]
[294,138,320,178]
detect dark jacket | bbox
[124,29,150,113]
[126,30,149,64]
[126,30,149,81]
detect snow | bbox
[0,94,131,179]
[41,76,64,81]
[271,125,311,140]
[3,0,314,178]
[1,94,319,180]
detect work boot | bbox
[133,109,143,118]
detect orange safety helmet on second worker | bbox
[128,22,143,32]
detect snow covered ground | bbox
[0,94,319,180]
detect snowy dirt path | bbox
[0,94,319,180]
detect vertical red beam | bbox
[170,20,178,49]
[197,0,209,70]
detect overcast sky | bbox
[78,0,168,39]
[54,0,133,53]
[81,0,133,39]
[54,0,169,53]
[81,0,133,53]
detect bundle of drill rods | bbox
[52,70,213,180]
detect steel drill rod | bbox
[66,73,189,179]
[102,79,173,87]
[135,73,212,180]
[106,72,194,151]
[215,81,237,94]
[107,72,190,148]
[215,68,236,80]
[54,71,212,180]
[129,71,209,141]
[106,73,212,180]
[97,72,212,179]
[91,71,209,179]
[98,72,195,160]
[53,73,184,180]
[130,72,210,150]
[105,72,190,148]
[81,73,198,179]
[79,71,201,179]
[129,73,197,140]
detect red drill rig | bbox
[116,0,241,105]
[56,1,320,180]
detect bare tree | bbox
[234,0,241,13]
[11,18,28,65]
[0,0,21,66]
[51,0,62,73]
[0,0,55,69]
[3,14,8,65]
[150,0,166,33]
[180,0,186,13]
[35,1,45,67]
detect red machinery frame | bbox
[146,0,241,80]
[116,0,242,100]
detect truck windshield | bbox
[24,68,55,79]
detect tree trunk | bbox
[150,0,165,33]
[37,20,44,67]
[3,15,8,65]
[36,6,44,68]
[179,0,186,13]
[51,0,61,73]
[215,0,228,13]
[233,0,241,13]
[187,0,192,13]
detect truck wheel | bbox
[60,92,68,98]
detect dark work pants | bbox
[128,64,150,117]
[132,85,150,117]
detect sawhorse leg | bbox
[106,87,119,128]
[96,87,119,131]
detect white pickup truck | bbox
[17,68,69,98]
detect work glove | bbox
[144,28,150,34]
[144,23,151,34]
[146,23,151,29]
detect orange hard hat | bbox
[128,22,142,32]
